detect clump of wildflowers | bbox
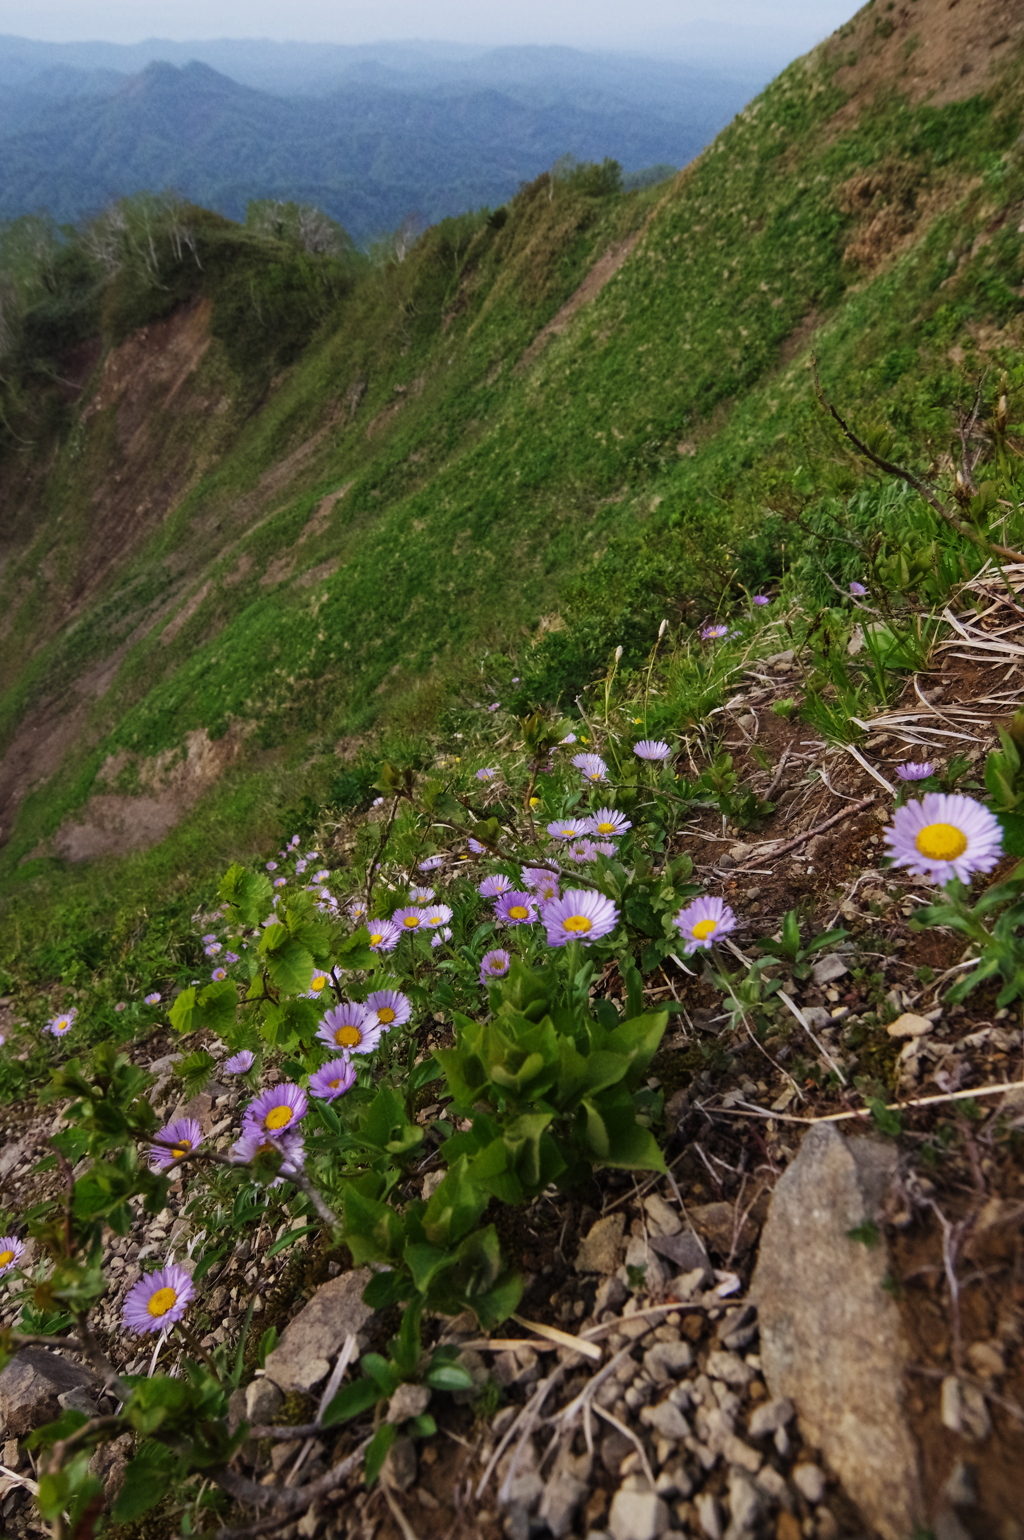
[572,752,608,782]
[122,1264,195,1334]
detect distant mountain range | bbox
[0,37,766,242]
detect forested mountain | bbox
[0,41,760,240]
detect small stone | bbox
[0,1349,95,1439]
[941,1459,977,1509]
[726,1468,762,1533]
[601,1432,634,1477]
[264,1270,378,1394]
[387,1383,431,1424]
[815,1508,840,1540]
[754,1465,788,1502]
[382,1436,417,1492]
[689,1203,757,1258]
[792,1464,825,1504]
[650,1227,712,1279]
[940,1377,990,1442]
[538,1468,589,1538]
[640,1400,690,1441]
[596,1275,629,1314]
[669,1268,709,1300]
[643,1341,694,1383]
[885,1013,934,1039]
[577,1214,627,1274]
[654,1460,693,1499]
[608,1484,669,1540]
[706,1351,754,1387]
[966,1340,1004,1380]
[933,1512,972,1540]
[245,1378,284,1426]
[748,1398,794,1438]
[775,1513,801,1540]
[644,1195,682,1236]
[810,954,848,986]
[626,1236,667,1293]
[695,1491,723,1540]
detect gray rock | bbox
[382,1435,417,1492]
[940,1376,990,1441]
[57,1386,98,1417]
[538,1453,590,1538]
[386,1383,431,1425]
[577,1214,627,1274]
[754,1465,789,1503]
[695,1491,723,1540]
[752,1124,924,1540]
[595,1275,629,1314]
[640,1399,690,1441]
[625,1236,667,1293]
[601,1431,634,1476]
[245,1378,284,1426]
[706,1351,753,1387]
[648,1227,712,1281]
[608,1482,669,1540]
[941,1459,977,1509]
[264,1269,377,1394]
[791,1463,825,1504]
[725,1468,762,1535]
[933,1511,973,1540]
[748,1397,794,1438]
[643,1341,693,1383]
[654,1460,692,1499]
[0,1349,95,1438]
[643,1194,682,1236]
[810,954,848,986]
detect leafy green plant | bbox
[757,910,850,981]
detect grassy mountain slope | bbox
[2,0,1024,940]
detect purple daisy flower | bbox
[409,885,434,903]
[204,942,222,956]
[488,703,500,712]
[480,948,512,983]
[0,1237,25,1277]
[494,891,539,925]
[223,1050,255,1074]
[883,793,1003,884]
[849,581,868,596]
[313,869,330,882]
[587,808,631,838]
[542,889,620,947]
[149,1117,203,1172]
[566,840,601,863]
[45,1009,77,1038]
[392,905,429,932]
[546,818,590,841]
[560,733,577,745]
[122,1264,195,1335]
[348,900,368,923]
[317,1003,382,1055]
[266,861,278,871]
[224,951,240,964]
[364,989,412,1029]
[522,867,560,902]
[201,933,217,943]
[476,767,498,781]
[752,595,771,606]
[211,967,227,982]
[367,919,401,952]
[114,1002,127,1012]
[295,859,308,874]
[231,1127,305,1177]
[422,903,453,927]
[478,873,513,897]
[633,740,672,762]
[243,1083,308,1136]
[418,854,445,871]
[572,752,608,783]
[273,877,287,888]
[701,625,728,640]
[309,1059,357,1101]
[144,993,161,1006]
[675,895,737,953]
[431,926,453,948]
[307,972,329,997]
[467,837,488,854]
[895,761,934,781]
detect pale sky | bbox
[0,1,860,64]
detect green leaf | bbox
[362,1270,409,1309]
[111,1441,178,1523]
[847,1220,879,1247]
[365,1422,398,1487]
[425,1362,474,1392]
[867,1098,903,1138]
[321,1377,381,1426]
[192,1245,228,1282]
[361,1354,400,1397]
[266,1222,320,1258]
[997,811,1024,857]
[168,986,197,1034]
[260,933,314,995]
[219,864,274,925]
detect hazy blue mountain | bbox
[0,53,748,242]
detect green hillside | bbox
[1,0,1023,951]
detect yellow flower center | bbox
[311,976,326,991]
[596,822,615,834]
[335,1025,363,1049]
[265,1105,293,1130]
[0,1250,15,1267]
[328,1078,342,1089]
[147,1286,178,1318]
[403,915,421,928]
[171,1140,192,1159]
[529,797,540,807]
[691,919,717,941]
[915,822,968,862]
[370,932,384,944]
[377,1007,396,1023]
[509,905,530,920]
[562,915,593,934]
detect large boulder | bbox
[263,1268,378,1394]
[0,1348,95,1438]
[751,1124,924,1540]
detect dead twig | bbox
[730,794,877,873]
